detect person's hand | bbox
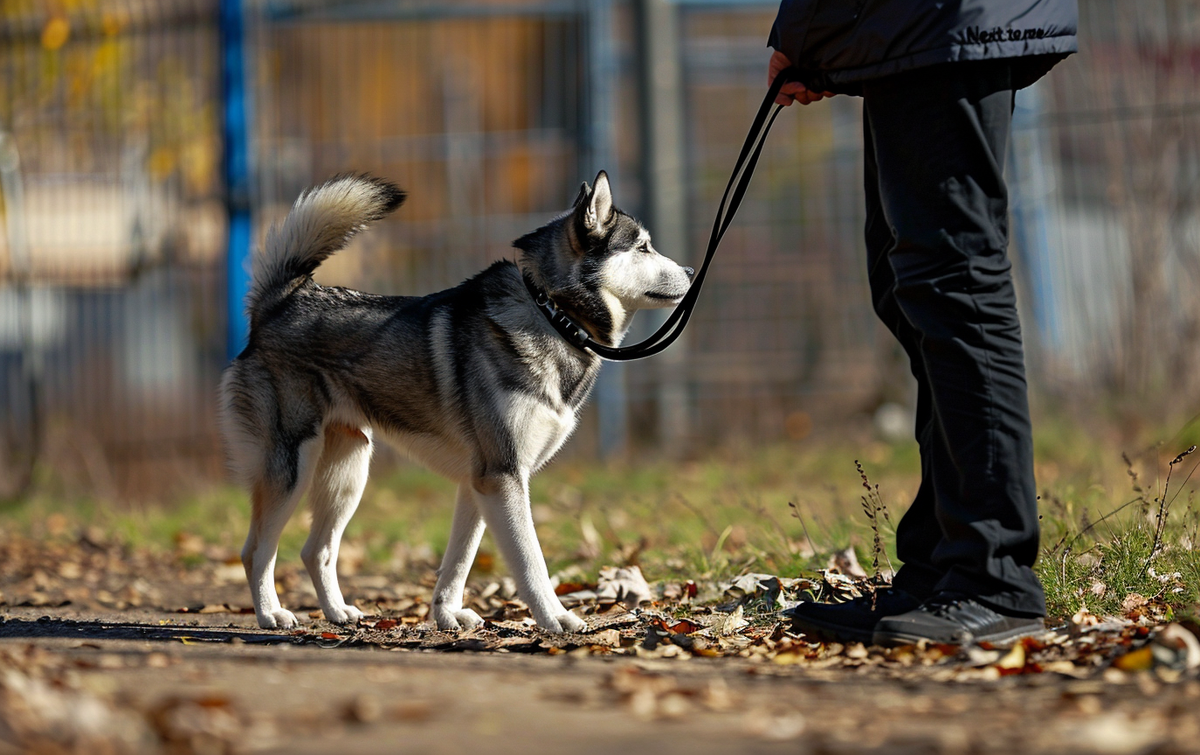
[768,51,835,106]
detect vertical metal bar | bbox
[635,0,689,450]
[221,0,253,362]
[0,132,39,497]
[1009,81,1063,358]
[584,0,627,458]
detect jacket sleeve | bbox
[767,0,818,64]
[769,0,852,93]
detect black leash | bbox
[527,69,798,361]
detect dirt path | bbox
[2,532,1199,754]
[3,603,1199,755]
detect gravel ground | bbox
[2,604,1198,755]
[2,534,1199,754]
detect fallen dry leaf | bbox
[827,547,868,579]
[1121,593,1149,614]
[1150,624,1200,670]
[996,643,1026,670]
[668,619,702,635]
[717,605,749,637]
[595,566,653,607]
[1112,646,1154,672]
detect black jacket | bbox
[768,0,1078,95]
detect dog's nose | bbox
[683,266,695,280]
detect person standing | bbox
[771,0,1078,645]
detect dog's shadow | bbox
[0,616,297,645]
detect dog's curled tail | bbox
[248,174,405,320]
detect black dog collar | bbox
[522,274,598,354]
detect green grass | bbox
[5,412,1200,622]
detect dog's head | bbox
[514,171,693,345]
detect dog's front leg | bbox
[471,472,586,633]
[431,484,488,631]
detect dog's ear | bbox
[572,181,590,209]
[582,171,613,232]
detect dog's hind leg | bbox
[301,423,372,625]
[431,483,487,631]
[472,472,586,633]
[242,436,322,629]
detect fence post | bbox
[221,0,253,362]
[0,133,39,497]
[635,0,689,451]
[1009,81,1063,364]
[585,0,628,459]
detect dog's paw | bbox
[558,611,588,633]
[324,603,365,625]
[257,608,299,629]
[433,606,484,631]
[540,611,587,634]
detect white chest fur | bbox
[504,392,578,473]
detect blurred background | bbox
[1,0,1198,500]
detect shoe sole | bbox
[873,621,1046,648]
[971,621,1048,646]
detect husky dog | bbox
[219,172,692,633]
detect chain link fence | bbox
[0,0,226,497]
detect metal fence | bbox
[667,7,878,445]
[246,0,609,462]
[0,1,226,497]
[2,0,1198,498]
[1010,0,1200,402]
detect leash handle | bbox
[586,68,798,361]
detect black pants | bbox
[861,60,1046,617]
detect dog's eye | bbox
[637,243,652,254]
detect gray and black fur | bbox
[219,171,692,632]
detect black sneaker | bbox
[783,588,921,644]
[872,592,1045,646]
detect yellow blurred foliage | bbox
[149,146,177,181]
[182,136,217,195]
[41,16,69,51]
[101,10,124,36]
